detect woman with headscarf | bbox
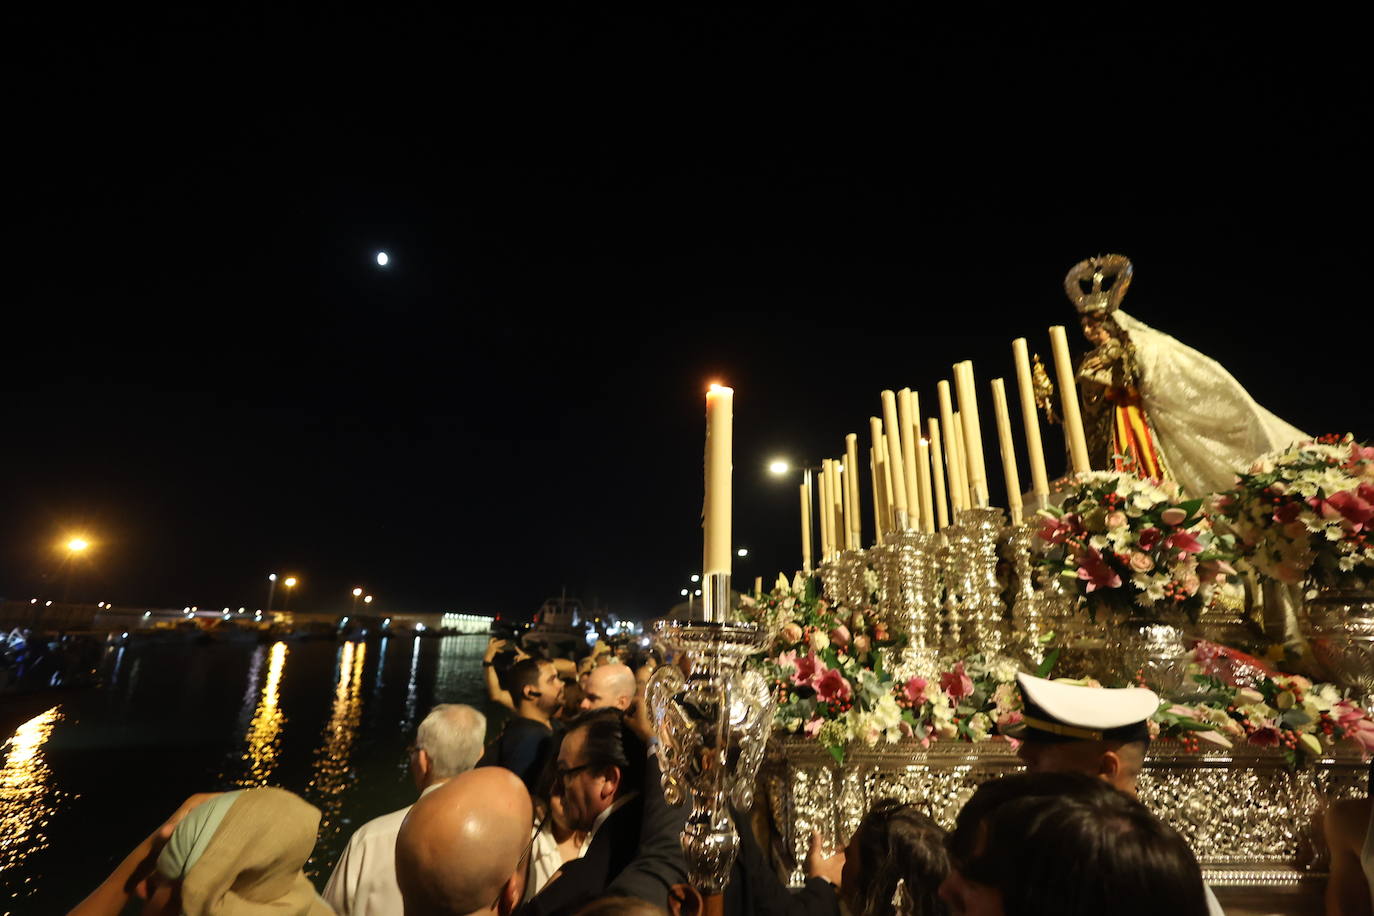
[69,787,334,915]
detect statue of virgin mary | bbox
[1067,254,1307,498]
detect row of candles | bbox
[803,325,1092,569]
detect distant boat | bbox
[521,594,586,658]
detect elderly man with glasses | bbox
[520,708,688,916]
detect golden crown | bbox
[1064,254,1133,315]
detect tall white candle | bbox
[800,481,813,573]
[818,459,833,561]
[928,417,950,529]
[917,436,936,533]
[898,388,921,532]
[991,378,1024,525]
[937,381,965,512]
[835,453,846,552]
[845,433,862,548]
[868,448,885,546]
[830,459,845,558]
[951,409,969,512]
[880,390,909,518]
[704,384,734,578]
[1049,325,1091,475]
[1012,337,1051,502]
[868,417,888,540]
[955,361,990,508]
[879,434,897,533]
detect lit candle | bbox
[754,576,763,598]
[845,433,862,549]
[917,435,936,533]
[704,384,734,583]
[898,388,921,532]
[1012,337,1051,504]
[880,390,909,523]
[991,378,1024,525]
[928,417,950,529]
[937,381,965,512]
[1049,325,1091,475]
[800,481,813,573]
[955,361,990,508]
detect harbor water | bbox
[0,634,494,914]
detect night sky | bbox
[8,9,1368,622]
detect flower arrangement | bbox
[1149,642,1374,765]
[740,573,904,763]
[1216,434,1374,590]
[1035,471,1238,621]
[893,653,1025,748]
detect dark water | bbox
[0,635,496,914]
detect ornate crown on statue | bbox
[1065,253,1133,315]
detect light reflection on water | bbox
[0,706,67,906]
[2,635,492,907]
[236,642,289,787]
[305,640,367,873]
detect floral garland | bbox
[1217,434,1374,589]
[740,576,1374,766]
[1035,471,1238,621]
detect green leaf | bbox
[1179,498,1204,517]
[826,743,846,766]
[1035,648,1061,678]
[804,576,820,604]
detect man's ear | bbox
[413,748,433,785]
[498,872,523,916]
[1098,748,1123,780]
[601,765,623,801]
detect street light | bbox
[62,535,93,603]
[351,587,363,615]
[266,573,278,615]
[283,576,298,611]
[736,547,749,557]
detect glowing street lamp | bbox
[363,595,373,605]
[67,537,90,553]
[266,573,279,614]
[282,576,298,611]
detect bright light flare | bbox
[283,577,297,588]
[737,547,749,557]
[768,459,790,475]
[66,538,89,553]
[376,251,389,266]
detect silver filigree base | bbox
[942,507,1009,655]
[1302,589,1374,717]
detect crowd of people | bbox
[64,635,1372,916]
[2,627,103,690]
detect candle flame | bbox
[707,382,733,394]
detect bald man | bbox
[395,767,534,916]
[581,663,637,712]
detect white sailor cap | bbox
[1012,672,1160,743]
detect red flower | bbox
[1249,725,1281,747]
[1037,513,1080,545]
[1163,529,1204,555]
[813,668,853,704]
[791,654,825,687]
[940,662,974,701]
[1137,527,1163,551]
[1323,490,1374,532]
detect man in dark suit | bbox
[519,708,687,916]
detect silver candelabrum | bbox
[648,572,776,895]
[873,529,944,680]
[942,508,1009,656]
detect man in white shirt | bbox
[323,703,487,916]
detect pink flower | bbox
[872,623,889,641]
[779,623,804,644]
[940,662,974,701]
[829,624,851,650]
[1160,507,1188,526]
[1075,547,1122,592]
[813,668,853,704]
[1273,501,1304,525]
[1128,551,1155,573]
[1137,527,1163,551]
[904,676,929,707]
[995,708,1024,729]
[1249,724,1282,747]
[1335,702,1374,757]
[1163,529,1204,555]
[1105,511,1128,529]
[792,654,825,687]
[852,634,872,657]
[1322,490,1374,532]
[803,717,824,738]
[1348,441,1374,468]
[775,650,798,673]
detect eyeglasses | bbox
[554,761,597,783]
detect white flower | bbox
[989,656,1020,684]
[966,712,993,741]
[809,630,830,652]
